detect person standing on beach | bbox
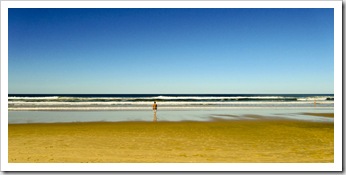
[152,101,158,122]
[152,101,157,111]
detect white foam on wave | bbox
[8,96,60,100]
[152,96,332,101]
[151,96,295,100]
[8,101,152,105]
[8,95,334,102]
[8,100,334,106]
[297,96,333,101]
[8,106,334,111]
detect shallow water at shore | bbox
[8,107,334,124]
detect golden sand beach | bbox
[8,113,333,163]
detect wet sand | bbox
[302,113,334,118]
[8,114,334,163]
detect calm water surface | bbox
[8,107,334,124]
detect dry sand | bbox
[8,113,334,163]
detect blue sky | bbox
[8,8,334,94]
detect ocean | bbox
[8,94,334,123]
[8,94,334,110]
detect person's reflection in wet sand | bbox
[153,110,157,122]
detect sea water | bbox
[8,94,334,123]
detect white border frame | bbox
[1,0,342,172]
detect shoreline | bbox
[9,116,334,163]
[302,113,334,118]
[8,112,334,124]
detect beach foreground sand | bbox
[9,114,333,163]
